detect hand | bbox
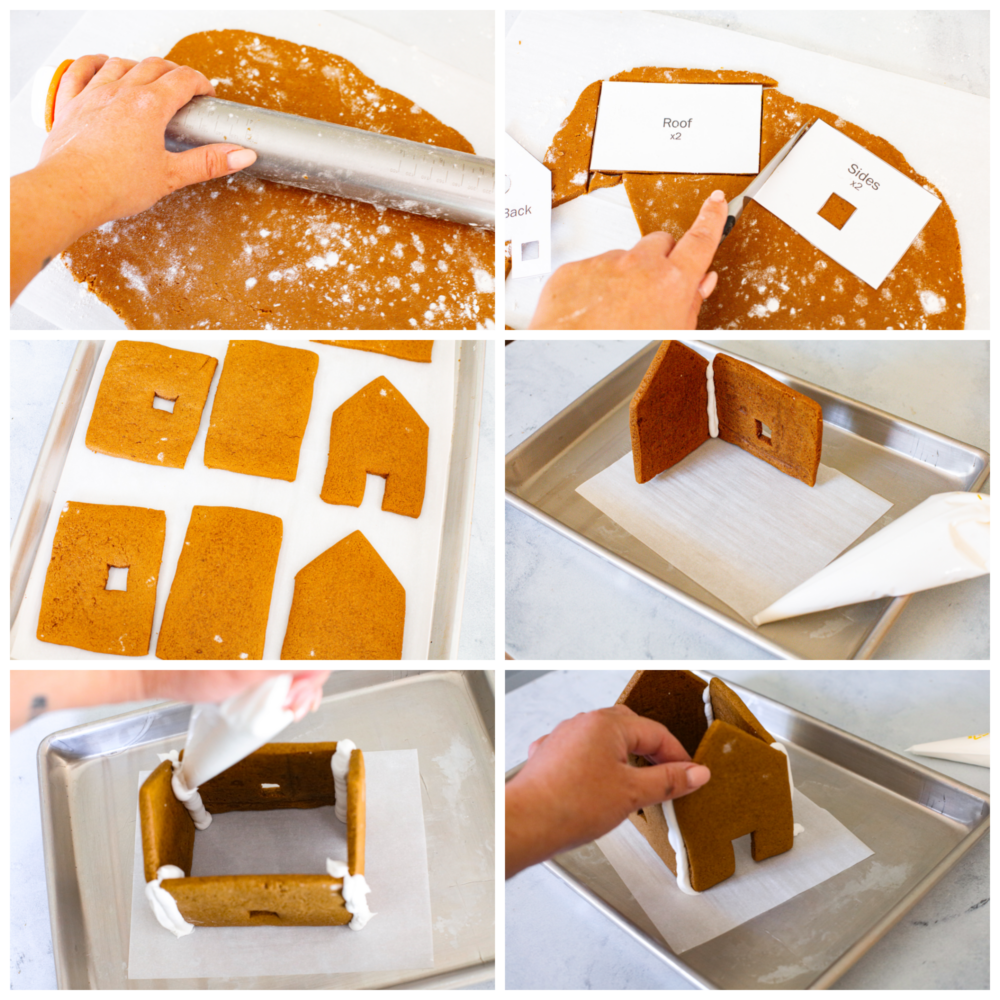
[141,671,330,721]
[11,54,258,303]
[505,705,711,877]
[528,190,727,330]
[41,54,257,226]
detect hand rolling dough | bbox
[62,30,494,330]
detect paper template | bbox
[597,789,874,954]
[752,119,941,288]
[576,440,892,623]
[127,749,433,979]
[505,133,552,278]
[589,81,762,174]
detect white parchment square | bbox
[576,440,892,622]
[597,789,873,954]
[127,749,432,979]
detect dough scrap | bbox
[63,30,494,330]
[545,67,965,330]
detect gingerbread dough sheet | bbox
[11,339,462,660]
[61,29,494,330]
[505,11,986,330]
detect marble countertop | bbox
[505,669,989,989]
[505,340,989,660]
[504,11,988,97]
[11,339,494,659]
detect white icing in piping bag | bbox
[178,673,295,791]
[907,734,989,768]
[754,492,989,625]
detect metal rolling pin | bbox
[164,96,495,230]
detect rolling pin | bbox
[34,62,495,230]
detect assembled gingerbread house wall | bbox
[617,670,794,893]
[140,741,365,927]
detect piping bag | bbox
[754,492,990,626]
[162,673,295,829]
[33,63,495,229]
[907,734,990,768]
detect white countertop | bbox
[11,339,494,659]
[505,669,989,989]
[505,340,989,660]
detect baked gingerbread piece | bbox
[545,68,965,330]
[617,670,794,893]
[281,530,405,660]
[37,501,166,655]
[313,340,434,363]
[204,340,318,482]
[85,341,218,468]
[629,341,709,484]
[629,342,823,486]
[155,506,283,660]
[321,376,429,518]
[140,742,364,926]
[713,353,823,487]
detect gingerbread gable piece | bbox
[617,670,794,892]
[630,341,823,487]
[321,376,429,518]
[140,742,365,926]
[281,530,405,660]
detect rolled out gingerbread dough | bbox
[544,67,965,330]
[63,30,495,330]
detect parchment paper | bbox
[11,338,456,659]
[576,440,892,622]
[597,788,873,954]
[127,749,433,978]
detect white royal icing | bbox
[331,740,356,823]
[702,685,714,727]
[145,865,195,937]
[661,799,697,896]
[159,750,211,830]
[706,359,719,438]
[326,858,375,930]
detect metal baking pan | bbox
[504,677,988,990]
[39,669,495,989]
[505,341,989,659]
[11,339,485,659]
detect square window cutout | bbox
[106,565,129,591]
[153,394,176,413]
[521,240,539,262]
[755,420,773,445]
[818,192,856,231]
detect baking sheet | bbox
[128,751,433,978]
[507,675,989,989]
[504,11,987,329]
[505,341,990,659]
[12,339,459,660]
[39,670,495,989]
[12,10,494,329]
[577,443,892,623]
